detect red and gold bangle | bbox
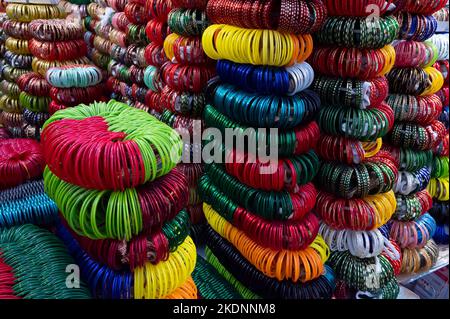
[1,20,31,39]
[28,39,87,61]
[144,43,168,67]
[16,72,51,97]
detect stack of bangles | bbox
[164,33,211,65]
[400,239,439,273]
[395,12,437,42]
[386,94,443,125]
[389,213,437,248]
[389,120,447,151]
[394,0,447,15]
[393,40,438,69]
[312,76,389,109]
[427,177,449,201]
[432,156,449,178]
[393,167,432,196]
[205,0,327,34]
[42,100,198,298]
[5,4,66,22]
[394,189,433,221]
[387,66,444,96]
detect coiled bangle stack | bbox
[0,224,91,299]
[384,2,445,274]
[311,2,402,298]
[42,100,198,298]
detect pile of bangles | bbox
[308,1,403,298]
[41,100,199,299]
[384,0,445,275]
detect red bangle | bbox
[144,43,168,67]
[49,85,105,107]
[394,0,447,15]
[145,90,164,113]
[161,62,215,93]
[145,19,170,46]
[315,135,367,165]
[172,0,208,9]
[124,2,149,25]
[324,0,393,16]
[434,60,449,84]
[146,0,173,21]
[28,39,87,61]
[111,12,130,32]
[17,72,51,97]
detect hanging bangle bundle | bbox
[396,12,437,41]
[206,227,335,299]
[0,224,91,299]
[393,40,438,68]
[204,105,320,157]
[204,163,317,221]
[210,83,320,129]
[41,100,182,191]
[168,8,209,36]
[206,0,327,34]
[393,167,432,196]
[46,65,103,88]
[16,72,50,96]
[316,151,398,198]
[310,45,395,80]
[394,189,433,221]
[216,60,315,96]
[386,94,443,125]
[28,19,84,41]
[205,205,329,283]
[224,149,320,192]
[164,33,211,65]
[389,213,437,248]
[317,102,394,141]
[316,16,399,49]
[427,177,449,201]
[160,86,206,116]
[0,138,44,189]
[312,76,389,109]
[387,67,443,96]
[6,4,66,22]
[316,135,383,165]
[29,39,88,61]
[389,120,447,151]
[202,25,313,67]
[161,63,216,93]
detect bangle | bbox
[127,24,149,46]
[46,65,103,88]
[124,2,149,25]
[161,62,215,93]
[42,100,182,191]
[216,60,314,95]
[17,72,51,96]
[209,83,320,129]
[317,102,394,141]
[383,145,433,172]
[393,40,438,68]
[204,204,328,283]
[394,188,434,223]
[29,19,84,41]
[316,135,383,165]
[0,224,91,299]
[111,12,129,32]
[433,223,449,245]
[395,0,447,15]
[317,16,399,49]
[203,163,317,221]
[23,109,50,127]
[389,120,447,151]
[433,134,449,157]
[225,149,320,192]
[1,20,31,39]
[394,167,432,195]
[146,0,173,21]
[389,213,437,248]
[202,24,313,67]
[312,76,389,109]
[172,0,208,9]
[93,36,112,55]
[19,92,51,113]
[400,239,439,274]
[6,4,66,22]
[123,44,147,68]
[324,0,393,16]
[164,33,211,65]
[205,237,335,299]
[0,138,44,189]
[432,156,449,178]
[91,48,113,70]
[0,95,22,113]
[29,39,87,61]
[204,105,320,157]
[32,57,92,77]
[433,60,449,84]
[396,12,437,41]
[0,79,21,99]
[427,177,449,201]
[144,43,168,67]
[5,37,30,55]
[429,200,449,225]
[66,210,190,270]
[0,110,24,127]
[386,94,443,125]
[310,45,395,80]
[168,8,209,37]
[160,85,206,117]
[316,151,398,198]
[145,19,170,46]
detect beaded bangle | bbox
[393,189,433,221]
[205,228,335,299]
[310,45,395,80]
[317,102,394,141]
[0,224,91,299]
[315,190,397,231]
[42,100,182,191]
[396,12,437,41]
[0,138,44,189]
[389,120,447,151]
[6,4,66,22]
[316,135,383,165]
[216,60,314,95]
[316,16,399,49]
[400,239,439,274]
[210,83,320,129]
[202,24,314,67]
[390,212,437,249]
[204,105,320,157]
[168,8,210,37]
[312,76,389,109]
[19,92,51,113]
[316,151,398,198]
[29,19,84,41]
[206,0,327,33]
[205,204,329,283]
[386,94,443,126]
[427,177,449,201]
[44,168,189,241]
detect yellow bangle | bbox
[133,236,196,299]
[362,138,383,158]
[379,45,396,76]
[422,66,445,96]
[32,57,91,77]
[5,37,30,55]
[6,3,66,22]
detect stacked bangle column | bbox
[428,6,449,245]
[42,100,198,299]
[200,0,336,299]
[160,0,213,243]
[311,1,401,298]
[142,0,172,114]
[385,0,447,274]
